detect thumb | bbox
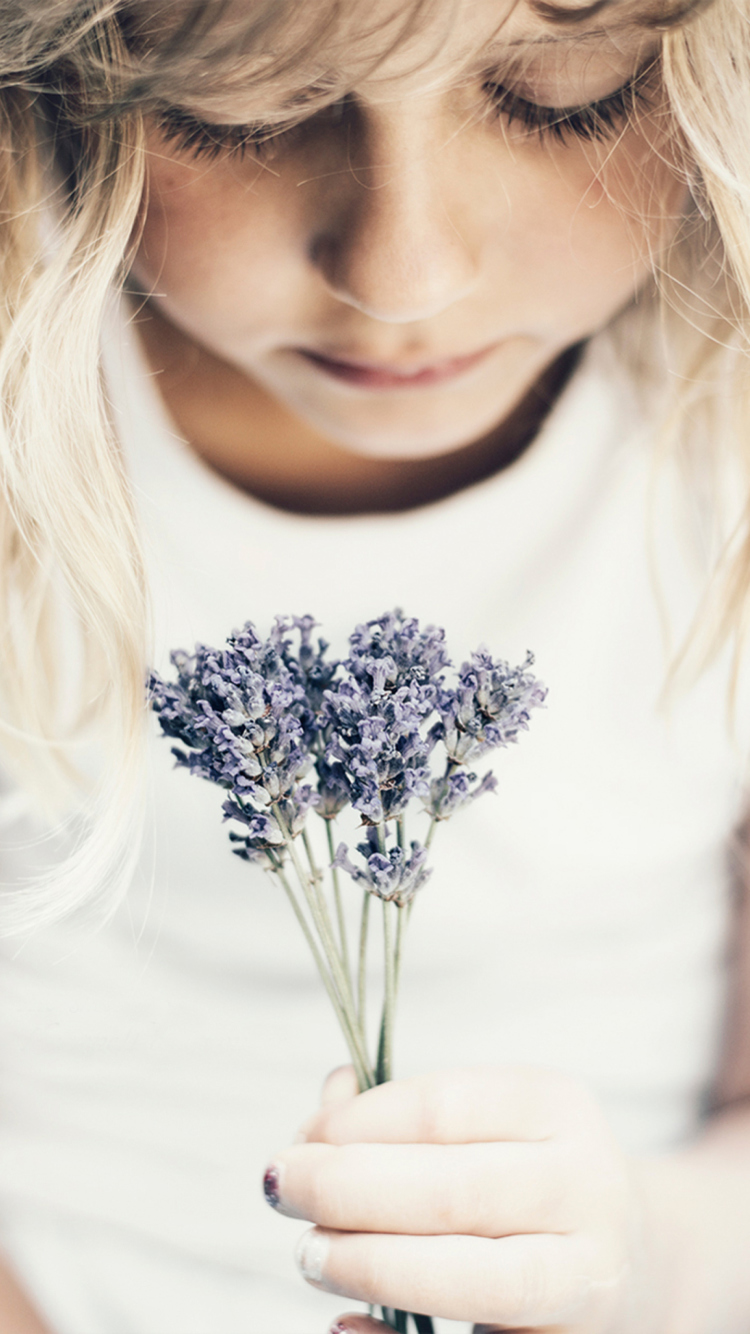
[294,1065,359,1143]
[320,1064,359,1106]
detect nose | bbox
[308,107,479,324]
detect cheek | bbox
[509,135,685,330]
[135,157,302,328]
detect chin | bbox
[290,399,516,461]
[318,423,487,461]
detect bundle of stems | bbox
[262,800,435,1334]
[149,613,547,1334]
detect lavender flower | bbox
[271,614,339,717]
[319,611,448,824]
[224,786,315,861]
[312,756,351,820]
[425,768,498,821]
[436,649,546,764]
[148,622,318,860]
[333,829,432,905]
[322,678,434,822]
[347,610,450,693]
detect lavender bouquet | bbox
[149,611,545,1334]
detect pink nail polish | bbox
[329,1324,349,1334]
[262,1165,280,1208]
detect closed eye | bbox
[155,107,289,161]
[483,63,655,145]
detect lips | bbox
[296,342,498,390]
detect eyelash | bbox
[156,109,281,161]
[483,73,652,145]
[157,70,653,162]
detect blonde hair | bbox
[0,0,748,926]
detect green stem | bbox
[302,828,336,953]
[281,822,374,1088]
[381,1310,407,1333]
[358,889,370,1033]
[394,901,406,997]
[268,856,370,1091]
[381,898,396,1084]
[376,1008,386,1086]
[424,759,458,852]
[326,819,351,988]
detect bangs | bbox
[10,0,714,129]
[112,0,456,119]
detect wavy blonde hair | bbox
[0,0,748,927]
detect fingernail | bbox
[329,1324,349,1334]
[295,1226,330,1285]
[263,1164,281,1208]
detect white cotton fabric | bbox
[0,307,747,1334]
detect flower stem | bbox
[326,819,352,988]
[268,857,370,1091]
[424,760,458,851]
[358,889,370,1033]
[282,827,374,1088]
[394,902,406,997]
[381,898,396,1084]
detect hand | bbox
[265,1065,646,1333]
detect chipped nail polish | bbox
[295,1227,330,1285]
[262,1165,281,1208]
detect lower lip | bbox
[296,344,497,390]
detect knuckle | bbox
[416,1072,460,1142]
[352,1242,391,1305]
[303,1159,330,1222]
[508,1244,550,1322]
[298,1144,343,1223]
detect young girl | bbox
[1,0,750,1331]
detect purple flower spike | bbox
[426,769,498,821]
[148,617,328,862]
[436,650,546,764]
[333,830,432,905]
[148,612,544,873]
[319,611,447,824]
[347,610,450,693]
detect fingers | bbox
[293,1066,359,1147]
[328,1318,388,1334]
[296,1228,616,1327]
[300,1066,599,1147]
[321,1066,360,1108]
[270,1139,585,1234]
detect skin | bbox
[272,1040,750,1334]
[131,0,684,512]
[2,2,735,1333]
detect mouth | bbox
[295,342,498,390]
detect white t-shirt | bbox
[0,309,746,1334]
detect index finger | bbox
[300,1065,589,1146]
